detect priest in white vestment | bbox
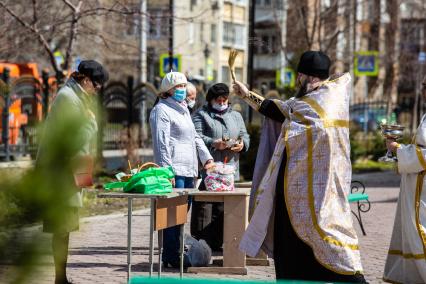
[384,76,426,284]
[232,51,367,282]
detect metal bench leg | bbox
[351,202,367,236]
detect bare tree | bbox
[0,0,155,80]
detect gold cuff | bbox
[241,91,264,111]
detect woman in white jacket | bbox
[149,71,214,268]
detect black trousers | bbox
[273,153,367,283]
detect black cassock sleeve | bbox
[258,99,286,123]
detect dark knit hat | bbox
[78,60,109,85]
[297,51,330,79]
[206,83,230,102]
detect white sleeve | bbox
[194,129,213,166]
[397,144,426,174]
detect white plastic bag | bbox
[204,162,235,191]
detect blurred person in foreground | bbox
[36,60,108,284]
[233,51,367,282]
[190,83,249,250]
[383,75,426,283]
[149,71,214,268]
[186,82,198,114]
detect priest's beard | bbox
[295,78,309,98]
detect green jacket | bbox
[36,78,98,206]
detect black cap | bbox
[78,60,109,85]
[297,51,330,79]
[206,83,229,102]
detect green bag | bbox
[104,166,174,194]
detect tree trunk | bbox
[383,0,400,119]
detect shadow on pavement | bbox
[353,170,400,188]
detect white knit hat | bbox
[159,71,188,93]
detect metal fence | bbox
[0,71,163,161]
[101,77,158,150]
[349,100,397,132]
[0,69,50,161]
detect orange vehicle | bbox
[0,62,43,145]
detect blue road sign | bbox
[276,68,295,88]
[419,52,426,63]
[354,51,379,77]
[159,54,181,77]
[73,56,82,71]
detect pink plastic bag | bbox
[204,162,235,192]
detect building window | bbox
[234,0,247,5]
[126,10,138,36]
[235,67,243,81]
[200,22,204,42]
[148,9,169,39]
[254,33,279,54]
[189,22,194,44]
[211,24,216,43]
[274,0,283,9]
[191,0,197,11]
[223,22,246,49]
[148,19,157,38]
[221,66,230,81]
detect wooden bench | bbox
[348,181,370,236]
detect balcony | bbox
[253,53,281,71]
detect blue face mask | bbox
[172,88,187,102]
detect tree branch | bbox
[62,0,83,70]
[31,0,37,26]
[323,30,342,53]
[62,0,76,11]
[309,0,319,49]
[0,1,59,74]
[297,4,312,49]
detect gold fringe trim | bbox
[415,171,426,259]
[283,127,361,275]
[388,249,425,259]
[415,146,426,170]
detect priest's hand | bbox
[232,81,249,98]
[386,139,400,153]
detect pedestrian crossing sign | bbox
[354,51,379,77]
[276,68,295,88]
[159,54,181,77]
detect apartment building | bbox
[174,0,249,83]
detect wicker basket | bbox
[138,162,160,172]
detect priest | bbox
[234,51,367,282]
[383,75,426,283]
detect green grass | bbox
[353,159,395,173]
